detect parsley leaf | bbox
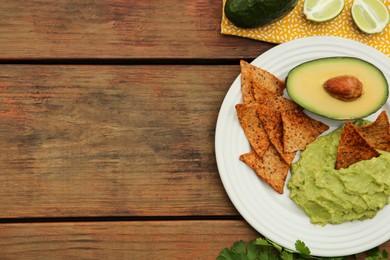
[231,240,247,255]
[383,250,389,260]
[366,247,389,260]
[217,239,281,260]
[295,240,310,256]
[216,240,258,260]
[246,241,259,260]
[280,250,294,260]
[216,238,389,260]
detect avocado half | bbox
[286,57,389,120]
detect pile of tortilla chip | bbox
[236,60,329,194]
[336,111,390,170]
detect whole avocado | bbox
[224,0,299,28]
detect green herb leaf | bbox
[217,237,388,260]
[231,240,247,255]
[255,237,273,247]
[257,249,280,260]
[280,250,295,260]
[216,248,234,260]
[295,240,311,256]
[382,249,389,260]
[216,240,263,260]
[266,238,283,253]
[365,247,389,260]
[246,241,259,260]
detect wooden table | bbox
[0,1,388,259]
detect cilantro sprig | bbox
[217,238,388,260]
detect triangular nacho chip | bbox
[254,88,301,112]
[236,103,269,158]
[240,60,255,103]
[282,108,329,153]
[358,111,390,152]
[336,122,380,170]
[236,62,332,193]
[257,107,296,165]
[239,145,289,194]
[239,60,285,102]
[251,64,285,96]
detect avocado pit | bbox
[323,75,363,101]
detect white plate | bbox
[215,36,390,257]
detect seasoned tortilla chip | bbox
[239,145,289,194]
[236,103,269,158]
[336,122,380,170]
[282,108,329,153]
[251,64,285,96]
[257,107,296,165]
[254,88,301,112]
[239,60,285,100]
[240,60,255,103]
[358,111,390,152]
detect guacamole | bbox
[288,126,390,226]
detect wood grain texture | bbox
[0,64,243,218]
[0,0,274,59]
[0,220,259,260]
[0,220,388,259]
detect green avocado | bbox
[286,57,389,120]
[224,0,298,28]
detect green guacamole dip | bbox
[288,125,390,226]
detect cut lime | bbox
[303,0,345,22]
[351,0,390,34]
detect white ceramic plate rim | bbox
[215,36,390,257]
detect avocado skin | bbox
[224,0,298,28]
[285,57,389,120]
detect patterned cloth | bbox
[221,0,390,57]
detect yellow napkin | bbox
[221,0,390,57]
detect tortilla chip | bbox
[358,111,390,152]
[257,107,296,165]
[236,103,269,158]
[282,108,329,153]
[336,122,380,170]
[240,60,255,103]
[239,145,289,194]
[251,64,285,96]
[254,88,301,113]
[239,60,285,100]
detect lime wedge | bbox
[351,0,390,34]
[304,0,345,22]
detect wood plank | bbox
[0,0,274,60]
[0,220,258,260]
[0,64,242,218]
[0,220,388,259]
